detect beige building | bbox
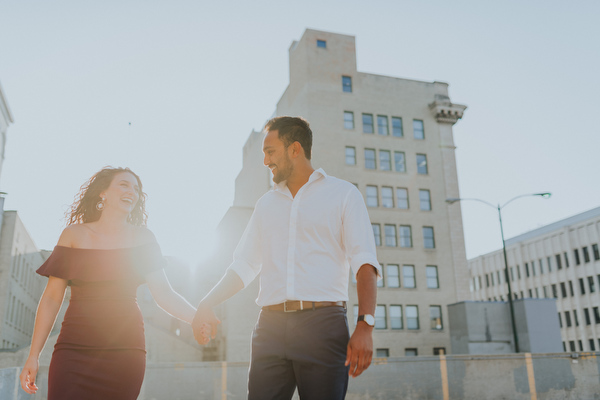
[469,206,600,353]
[0,210,47,349]
[202,28,469,360]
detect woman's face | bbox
[100,172,141,215]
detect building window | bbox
[590,340,596,351]
[342,76,352,93]
[551,284,558,298]
[399,226,412,247]
[406,305,419,330]
[387,265,400,288]
[376,348,389,358]
[377,115,389,135]
[539,259,544,274]
[390,305,403,329]
[343,111,354,129]
[430,306,443,330]
[583,247,590,263]
[593,244,600,261]
[345,146,356,165]
[375,305,387,329]
[381,186,394,208]
[531,261,536,276]
[569,281,574,296]
[396,188,409,209]
[365,149,376,169]
[525,263,530,278]
[317,39,327,48]
[362,114,374,133]
[426,266,439,289]
[433,347,446,355]
[413,119,424,139]
[423,227,435,249]
[584,308,591,325]
[394,151,406,172]
[579,278,586,295]
[392,117,403,137]
[558,313,562,328]
[574,249,581,265]
[594,307,600,324]
[565,311,572,327]
[372,224,381,246]
[547,256,552,271]
[560,282,567,298]
[574,310,579,326]
[419,189,431,211]
[384,224,397,247]
[366,185,379,207]
[416,154,428,174]
[589,276,596,293]
[379,150,391,171]
[405,348,418,356]
[569,341,576,352]
[403,265,415,288]
[564,253,569,267]
[556,254,562,269]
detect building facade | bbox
[468,206,600,353]
[0,211,47,349]
[204,29,469,360]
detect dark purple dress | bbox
[36,243,166,400]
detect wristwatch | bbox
[357,314,375,326]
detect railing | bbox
[2,352,599,400]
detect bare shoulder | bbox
[132,226,158,246]
[57,224,91,247]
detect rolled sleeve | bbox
[342,188,382,280]
[226,209,262,287]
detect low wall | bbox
[2,353,599,400]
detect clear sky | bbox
[0,0,598,267]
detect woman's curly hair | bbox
[65,167,148,226]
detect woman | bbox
[19,167,206,399]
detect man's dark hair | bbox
[264,116,312,160]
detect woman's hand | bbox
[20,356,39,394]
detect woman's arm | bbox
[146,269,197,324]
[20,276,68,394]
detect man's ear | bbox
[290,141,303,159]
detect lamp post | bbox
[446,192,551,353]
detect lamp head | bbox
[535,192,552,198]
[446,198,461,204]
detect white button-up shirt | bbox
[229,168,381,307]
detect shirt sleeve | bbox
[227,206,263,287]
[342,186,382,280]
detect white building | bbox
[200,29,470,360]
[469,206,600,352]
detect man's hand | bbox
[192,303,221,345]
[345,322,373,377]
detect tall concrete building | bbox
[204,29,469,360]
[0,80,12,185]
[469,206,600,353]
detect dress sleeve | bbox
[36,246,73,279]
[130,242,168,277]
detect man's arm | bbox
[192,270,244,344]
[345,263,378,377]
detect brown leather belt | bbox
[263,301,347,313]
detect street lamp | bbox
[446,192,551,353]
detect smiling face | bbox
[263,129,293,184]
[100,172,141,214]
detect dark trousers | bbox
[248,306,350,400]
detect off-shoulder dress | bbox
[36,243,166,400]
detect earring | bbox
[96,198,105,211]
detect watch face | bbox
[365,314,375,326]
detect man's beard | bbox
[272,156,293,184]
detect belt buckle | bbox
[283,301,302,313]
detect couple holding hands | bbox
[20,116,381,400]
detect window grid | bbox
[343,111,354,129]
[387,265,400,288]
[430,306,443,330]
[364,149,376,169]
[392,117,403,137]
[362,114,374,133]
[426,266,439,289]
[345,146,356,165]
[396,188,409,209]
[384,224,397,247]
[381,187,394,208]
[390,305,403,329]
[423,226,435,249]
[419,189,431,211]
[394,151,406,172]
[399,226,412,248]
[403,265,415,288]
[377,115,389,135]
[406,305,419,330]
[342,76,352,93]
[413,119,424,139]
[372,224,381,246]
[379,150,391,171]
[416,154,428,174]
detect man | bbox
[193,116,380,400]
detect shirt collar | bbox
[273,168,328,196]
